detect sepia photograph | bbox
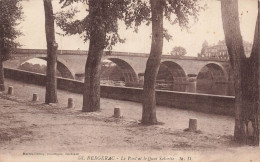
[0,0,259,161]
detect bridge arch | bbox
[19,57,75,79]
[157,61,187,83]
[197,63,228,82]
[101,58,138,83]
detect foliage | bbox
[199,40,209,57]
[170,46,187,56]
[56,0,203,49]
[19,62,47,74]
[202,40,208,48]
[125,0,204,41]
[56,0,134,50]
[0,0,23,61]
[19,62,62,77]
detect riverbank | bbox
[0,79,259,162]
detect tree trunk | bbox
[82,0,106,112]
[82,38,104,112]
[43,0,58,104]
[0,60,4,91]
[221,0,259,145]
[0,39,4,91]
[141,0,164,125]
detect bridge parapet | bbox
[13,48,88,55]
[13,48,229,62]
[104,51,149,57]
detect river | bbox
[99,79,235,96]
[156,80,234,96]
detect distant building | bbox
[198,40,252,60]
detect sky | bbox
[17,0,258,57]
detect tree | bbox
[202,40,208,48]
[44,0,58,104]
[170,46,187,56]
[57,0,130,112]
[220,0,259,145]
[141,0,164,124]
[127,0,202,124]
[0,0,23,91]
[57,0,202,118]
[199,40,209,57]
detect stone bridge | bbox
[5,49,232,83]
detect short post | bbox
[114,107,121,118]
[189,118,197,132]
[248,121,254,137]
[8,86,13,95]
[32,93,39,101]
[0,84,5,91]
[68,98,74,108]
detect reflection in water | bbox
[196,80,234,96]
[75,75,235,96]
[157,80,234,96]
[79,60,235,96]
[155,80,234,96]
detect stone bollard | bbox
[8,86,13,95]
[248,121,254,137]
[0,84,5,91]
[32,93,39,101]
[114,107,121,118]
[68,98,74,108]
[189,118,198,131]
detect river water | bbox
[157,80,235,96]
[74,75,235,96]
[99,79,235,97]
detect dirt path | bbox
[0,79,259,162]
